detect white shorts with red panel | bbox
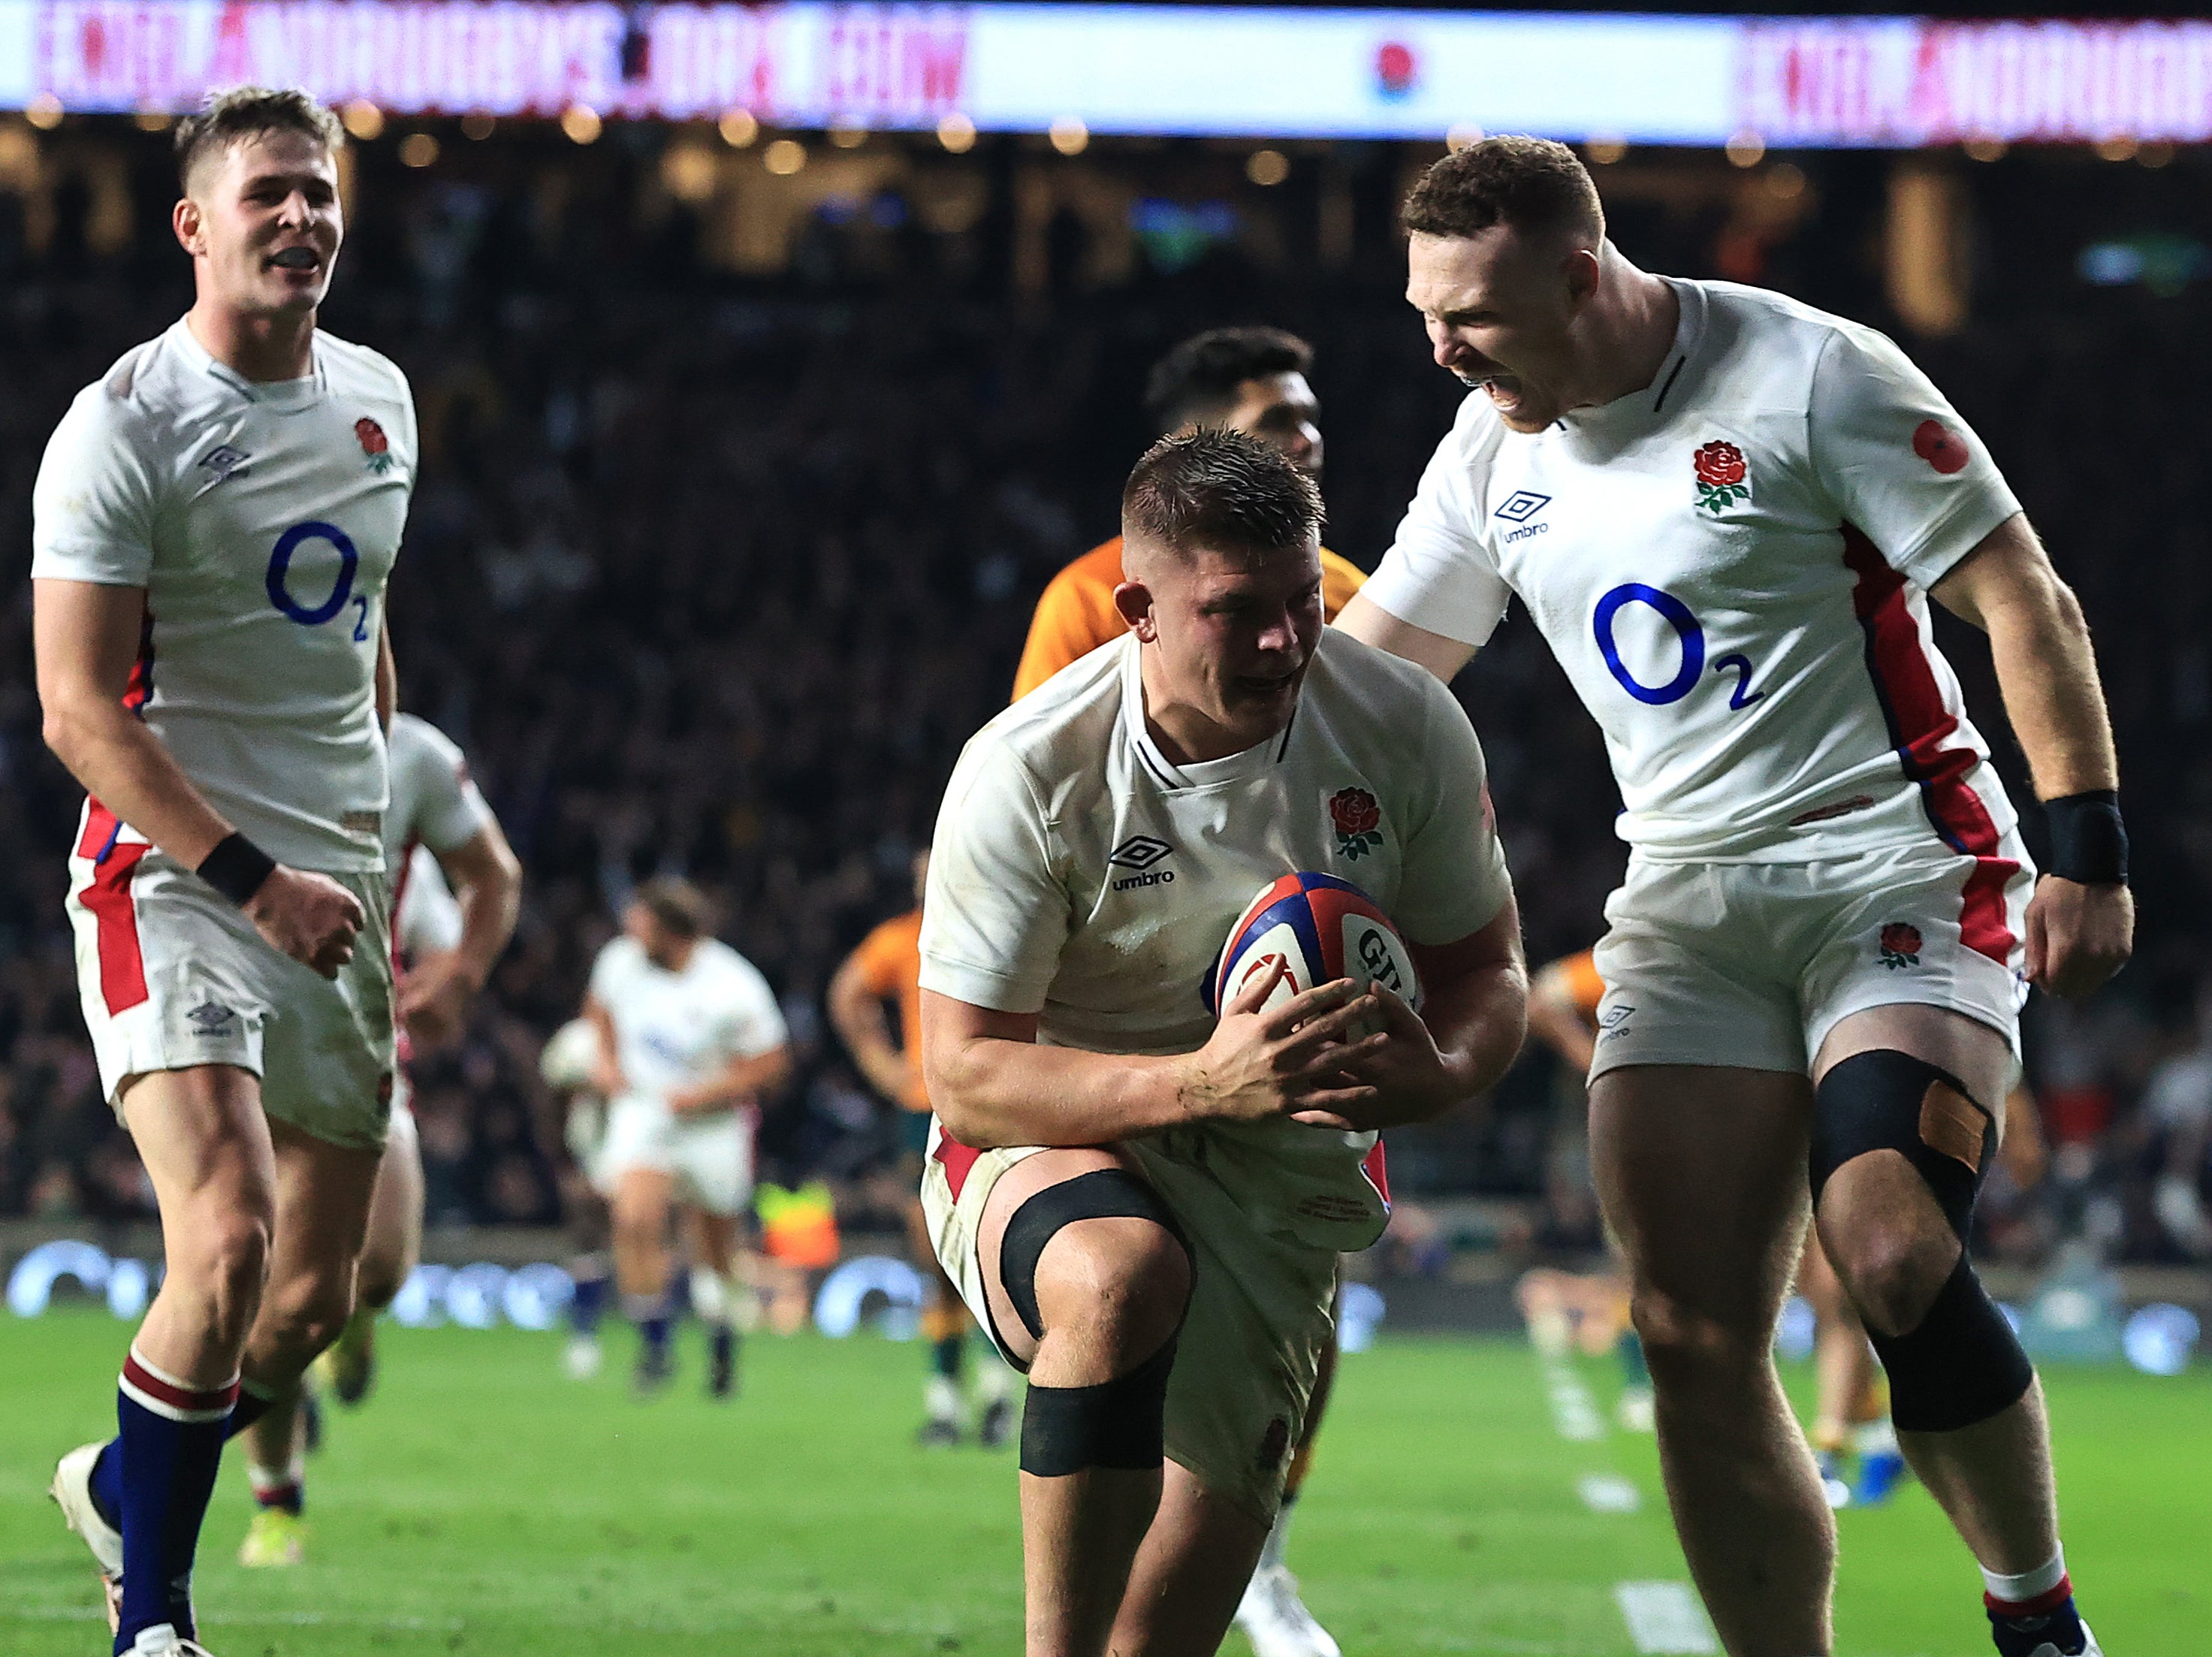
[1587,828,2033,1084]
[921,1120,1340,1526]
[65,803,397,1151]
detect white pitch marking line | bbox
[1535,1345,1607,1442]
[1613,1580,1719,1655]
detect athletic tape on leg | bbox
[997,1167,1185,1342]
[1019,1336,1178,1477]
[1812,1051,2031,1431]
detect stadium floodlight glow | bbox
[341,98,384,141]
[24,91,60,129]
[398,132,439,169]
[718,108,759,148]
[1049,116,1088,155]
[561,103,603,144]
[1246,148,1290,186]
[937,112,977,153]
[763,136,807,175]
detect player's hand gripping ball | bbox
[1208,872,1422,1037]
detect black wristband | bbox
[198,832,277,906]
[2044,790,2128,886]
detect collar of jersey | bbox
[1558,275,1707,435]
[169,316,326,412]
[1119,633,1296,791]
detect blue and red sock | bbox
[110,1348,237,1653]
[90,1378,279,1529]
[1985,1553,2090,1657]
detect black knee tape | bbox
[1811,1050,1995,1240]
[1018,1336,1178,1477]
[1866,1253,2035,1432]
[998,1168,1187,1342]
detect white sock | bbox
[1852,1417,1899,1456]
[1257,1494,1296,1572]
[925,1375,961,1424]
[1981,1547,2066,1606]
[973,1356,1014,1405]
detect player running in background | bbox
[585,879,791,1398]
[1522,949,1654,1431]
[1342,137,2130,1657]
[539,1015,617,1379]
[237,711,520,1565]
[1012,323,1363,1657]
[35,89,414,1657]
[1011,326,1364,702]
[921,431,1526,1657]
[829,849,1017,1447]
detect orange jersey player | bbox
[828,851,1015,1447]
[1012,325,1367,705]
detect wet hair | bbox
[632,877,717,941]
[175,86,345,192]
[1121,428,1323,563]
[1142,327,1314,433]
[1401,135,1604,245]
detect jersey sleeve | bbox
[1012,561,1120,701]
[919,737,1070,1014]
[719,958,789,1060]
[403,718,495,853]
[1807,324,2022,592]
[1392,678,1515,946]
[30,383,160,588]
[1361,398,1512,648]
[586,938,629,1006]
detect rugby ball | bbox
[1206,872,1422,1020]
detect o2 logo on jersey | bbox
[267,521,370,642]
[1592,583,1764,711]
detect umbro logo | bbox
[1106,836,1173,871]
[198,445,249,481]
[186,1001,236,1037]
[1494,490,1551,524]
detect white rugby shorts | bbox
[65,805,396,1151]
[596,1094,756,1218]
[1589,828,2034,1082]
[921,1121,1338,1524]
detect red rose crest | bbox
[355,416,396,473]
[1692,439,1749,514]
[1912,418,1969,475]
[1878,922,1923,970]
[1329,786,1384,861]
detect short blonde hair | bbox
[175,86,344,191]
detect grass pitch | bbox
[4,1308,2206,1655]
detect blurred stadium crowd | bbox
[1,122,2208,1270]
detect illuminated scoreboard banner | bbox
[2,3,2210,146]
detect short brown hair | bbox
[1401,136,1604,245]
[1143,327,1314,433]
[175,86,344,191]
[1121,429,1323,563]
[632,877,717,941]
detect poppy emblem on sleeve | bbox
[1912,418,1970,475]
[1692,440,1749,515]
[1329,786,1384,861]
[355,416,396,474]
[1878,922,1924,970]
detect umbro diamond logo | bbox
[198,445,249,481]
[1494,490,1550,524]
[1106,835,1173,871]
[186,1001,236,1037]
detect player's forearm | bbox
[927,1037,1190,1149]
[41,693,235,868]
[1983,570,2118,799]
[1419,961,1530,1119]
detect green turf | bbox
[4,1308,2205,1654]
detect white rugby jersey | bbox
[384,713,492,875]
[587,934,788,1111]
[1365,278,2024,865]
[920,628,1513,1251]
[32,318,416,871]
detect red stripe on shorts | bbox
[1360,1139,1391,1207]
[1842,527,2018,963]
[77,803,150,1014]
[933,1130,982,1202]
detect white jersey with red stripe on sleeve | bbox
[384,712,493,879]
[1363,277,2024,869]
[32,318,416,872]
